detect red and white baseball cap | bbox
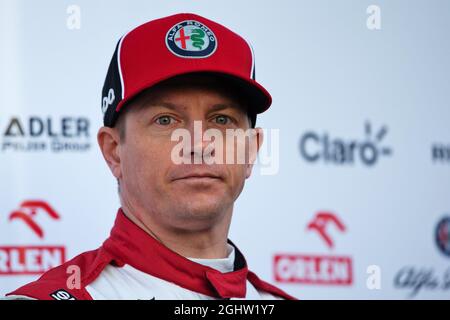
[101,13,272,127]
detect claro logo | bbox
[299,122,392,166]
[0,201,66,275]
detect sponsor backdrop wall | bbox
[1,0,449,299]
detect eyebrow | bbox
[143,101,246,114]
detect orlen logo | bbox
[9,200,60,239]
[307,212,346,249]
[274,211,353,286]
[299,122,392,166]
[0,201,66,275]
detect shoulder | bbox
[5,247,113,300]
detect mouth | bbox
[173,174,222,181]
[172,172,223,182]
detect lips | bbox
[170,167,224,182]
[173,172,222,181]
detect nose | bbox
[184,120,216,164]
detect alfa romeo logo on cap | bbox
[166,20,217,58]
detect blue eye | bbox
[156,116,174,125]
[215,115,230,125]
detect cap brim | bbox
[116,70,272,117]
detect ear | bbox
[245,127,264,179]
[97,126,122,179]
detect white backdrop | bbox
[1,0,449,299]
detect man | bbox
[6,13,295,300]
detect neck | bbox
[120,203,232,259]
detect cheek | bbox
[225,164,248,195]
[221,132,254,164]
[215,136,252,195]
[121,138,173,189]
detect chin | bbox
[174,194,231,219]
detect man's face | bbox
[106,78,262,232]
